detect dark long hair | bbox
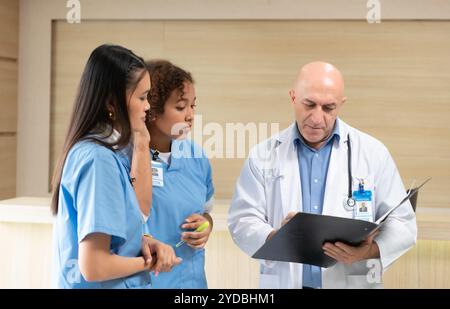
[51,44,146,215]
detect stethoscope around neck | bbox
[343,133,357,210]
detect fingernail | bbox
[154,272,159,277]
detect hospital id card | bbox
[353,190,373,222]
[152,161,164,187]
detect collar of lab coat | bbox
[292,119,341,149]
[273,118,350,218]
[275,118,349,156]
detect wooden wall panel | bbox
[0,0,18,199]
[0,136,16,199]
[0,0,18,59]
[51,20,450,207]
[0,60,17,132]
[383,240,450,288]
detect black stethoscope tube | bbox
[347,133,352,200]
[345,133,357,209]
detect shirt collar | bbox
[293,119,341,150]
[151,139,187,171]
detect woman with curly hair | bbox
[143,60,215,288]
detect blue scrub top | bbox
[53,140,151,289]
[146,139,214,289]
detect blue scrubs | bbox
[53,140,151,289]
[146,139,214,288]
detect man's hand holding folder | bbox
[322,231,380,265]
[267,211,380,266]
[266,211,298,242]
[253,178,429,268]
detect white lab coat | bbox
[228,119,417,289]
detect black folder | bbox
[252,178,430,268]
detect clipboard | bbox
[252,178,430,268]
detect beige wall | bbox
[17,0,450,198]
[51,20,450,208]
[0,0,18,199]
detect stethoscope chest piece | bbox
[343,197,356,211]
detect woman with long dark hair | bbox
[51,45,180,288]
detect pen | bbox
[176,221,210,248]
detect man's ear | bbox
[288,89,296,104]
[341,97,347,106]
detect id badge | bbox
[353,190,373,222]
[151,161,164,187]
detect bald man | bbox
[228,62,417,289]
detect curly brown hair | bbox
[146,60,194,119]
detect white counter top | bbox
[0,197,54,224]
[1,197,450,240]
[0,197,230,230]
